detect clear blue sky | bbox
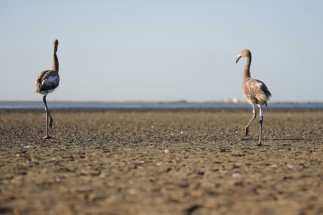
[0,0,322,102]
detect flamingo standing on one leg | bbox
[35,39,60,139]
[236,49,271,146]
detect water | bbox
[1,101,323,110]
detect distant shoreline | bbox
[1,100,323,104]
[1,101,323,111]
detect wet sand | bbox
[0,110,323,215]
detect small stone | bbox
[232,172,242,178]
[287,163,294,169]
[271,164,278,169]
[23,145,32,149]
[55,176,61,183]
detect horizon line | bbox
[1,100,323,104]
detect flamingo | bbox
[35,39,60,139]
[236,49,271,146]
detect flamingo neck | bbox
[52,45,59,72]
[243,54,251,80]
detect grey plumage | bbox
[35,70,59,93]
[236,49,271,146]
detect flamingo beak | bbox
[236,55,242,63]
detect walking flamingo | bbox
[236,49,271,146]
[35,39,60,139]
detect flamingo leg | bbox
[245,104,256,137]
[258,105,264,146]
[43,95,52,139]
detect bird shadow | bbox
[241,137,319,142]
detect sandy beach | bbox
[0,110,323,215]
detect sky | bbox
[0,0,322,102]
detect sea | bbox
[1,101,323,111]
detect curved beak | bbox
[236,55,242,63]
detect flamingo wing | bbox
[35,70,60,93]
